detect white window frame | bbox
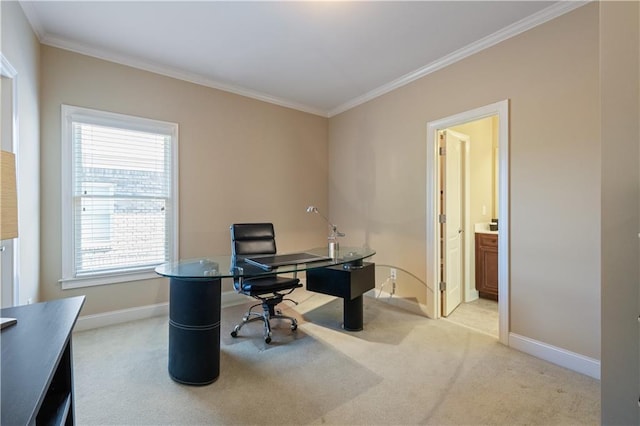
[60,105,179,289]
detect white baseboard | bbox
[222,291,252,307]
[74,291,600,381]
[74,291,250,332]
[509,332,600,380]
[367,291,600,380]
[74,302,168,332]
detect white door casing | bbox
[426,99,509,345]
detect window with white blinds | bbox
[61,105,178,288]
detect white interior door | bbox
[441,130,464,316]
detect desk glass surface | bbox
[155,246,376,279]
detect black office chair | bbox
[229,223,302,343]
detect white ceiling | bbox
[20,1,585,117]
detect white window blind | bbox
[61,105,178,288]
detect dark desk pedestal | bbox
[306,262,375,331]
[169,278,221,385]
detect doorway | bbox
[426,100,509,345]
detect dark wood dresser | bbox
[1,296,85,425]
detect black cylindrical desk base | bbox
[343,295,364,331]
[168,277,221,386]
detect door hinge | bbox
[439,147,446,156]
[439,214,446,224]
[439,281,446,291]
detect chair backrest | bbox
[230,223,277,257]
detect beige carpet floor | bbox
[73,290,599,425]
[444,298,499,338]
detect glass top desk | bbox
[155,246,376,385]
[156,246,375,278]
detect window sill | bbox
[60,270,163,290]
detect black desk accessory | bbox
[243,252,331,271]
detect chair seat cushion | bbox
[236,276,301,295]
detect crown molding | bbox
[40,34,329,117]
[20,0,589,119]
[327,0,591,117]
[18,0,328,115]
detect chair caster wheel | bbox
[231,330,238,338]
[265,336,272,344]
[291,323,297,331]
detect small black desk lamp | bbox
[306,205,345,258]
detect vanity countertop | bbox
[475,222,498,235]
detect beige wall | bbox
[40,46,329,315]
[599,1,640,423]
[329,4,601,359]
[451,116,495,227]
[1,1,40,305]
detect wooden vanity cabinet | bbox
[475,233,498,300]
